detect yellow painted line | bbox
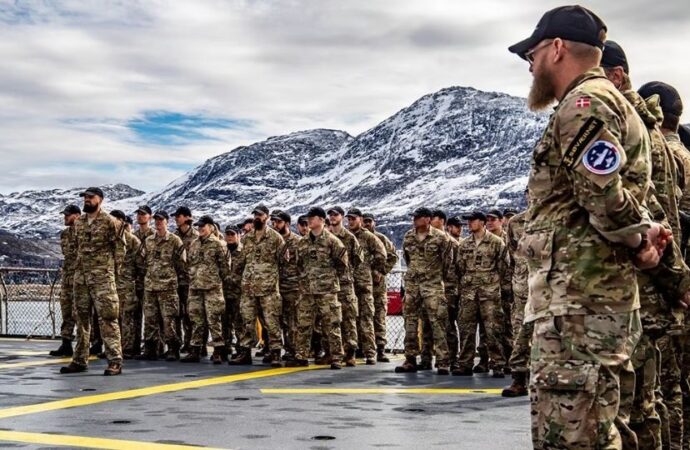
[0,430,229,450]
[0,356,97,370]
[0,366,321,420]
[261,387,504,394]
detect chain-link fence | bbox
[385,269,405,353]
[0,267,61,338]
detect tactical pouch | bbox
[531,359,599,393]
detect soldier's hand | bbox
[679,291,690,309]
[634,241,661,270]
[647,223,672,254]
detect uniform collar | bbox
[560,67,608,104]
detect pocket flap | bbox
[531,360,599,393]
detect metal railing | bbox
[0,267,61,338]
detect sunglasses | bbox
[525,40,552,64]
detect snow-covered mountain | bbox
[1,86,547,263]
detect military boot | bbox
[211,347,223,365]
[418,358,433,371]
[261,351,273,364]
[228,349,253,366]
[376,345,390,363]
[314,353,331,365]
[270,349,282,368]
[134,341,158,361]
[343,349,356,367]
[164,345,180,362]
[180,346,201,363]
[89,340,103,356]
[200,345,208,357]
[394,356,418,373]
[49,338,73,357]
[501,372,529,397]
[59,362,87,374]
[285,358,308,367]
[103,362,122,376]
[219,347,229,362]
[472,362,488,374]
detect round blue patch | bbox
[582,141,620,175]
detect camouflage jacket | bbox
[60,225,78,280]
[134,227,155,289]
[444,233,461,295]
[188,234,229,290]
[402,226,453,288]
[118,230,141,286]
[279,231,301,293]
[332,226,362,290]
[351,228,386,287]
[489,229,512,292]
[373,230,399,274]
[296,228,348,295]
[522,67,651,322]
[507,212,528,298]
[666,131,690,214]
[238,227,284,296]
[143,231,186,291]
[174,225,199,286]
[223,242,243,299]
[73,209,126,285]
[456,230,507,287]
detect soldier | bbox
[508,6,674,447]
[363,212,399,362]
[222,225,243,359]
[50,205,81,357]
[395,207,452,375]
[452,211,507,378]
[443,215,463,369]
[487,208,513,370]
[271,210,301,361]
[502,208,518,227]
[172,206,198,354]
[328,206,362,366]
[229,205,284,366]
[240,218,254,236]
[109,210,142,360]
[346,208,387,365]
[181,215,230,364]
[139,211,185,361]
[60,187,125,376]
[296,215,309,237]
[132,205,154,357]
[287,207,347,369]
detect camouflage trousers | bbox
[457,283,505,370]
[661,333,684,450]
[627,332,664,450]
[59,275,76,340]
[117,279,138,355]
[501,288,514,364]
[373,278,388,348]
[354,283,376,359]
[403,282,449,366]
[222,291,241,353]
[338,284,358,353]
[176,284,192,349]
[294,293,343,361]
[281,289,300,356]
[144,289,180,349]
[508,288,532,373]
[445,288,460,366]
[72,275,123,367]
[239,292,282,352]
[529,311,641,450]
[189,287,225,348]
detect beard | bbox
[528,66,557,111]
[83,203,97,213]
[253,218,265,230]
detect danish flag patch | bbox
[575,96,591,108]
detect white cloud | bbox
[1,0,689,193]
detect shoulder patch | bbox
[562,117,605,168]
[582,141,621,175]
[575,96,591,108]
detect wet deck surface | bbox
[0,338,531,449]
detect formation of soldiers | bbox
[42,4,690,449]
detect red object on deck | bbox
[387,290,403,315]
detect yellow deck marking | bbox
[261,387,504,394]
[0,430,229,450]
[0,356,97,370]
[0,366,321,420]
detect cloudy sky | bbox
[2,0,689,194]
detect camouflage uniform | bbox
[372,231,399,349]
[222,242,243,354]
[294,229,347,361]
[142,231,185,351]
[279,231,301,356]
[496,229,514,365]
[71,210,125,367]
[455,230,507,371]
[402,226,452,367]
[506,211,531,373]
[332,227,362,354]
[174,226,198,350]
[238,227,284,352]
[117,229,141,356]
[133,227,154,353]
[59,225,78,341]
[525,68,650,449]
[443,234,460,366]
[188,234,230,349]
[352,228,386,359]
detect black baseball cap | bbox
[447,216,462,227]
[61,204,81,215]
[79,187,104,198]
[680,124,690,149]
[297,215,308,225]
[431,209,447,221]
[412,207,433,218]
[153,210,169,220]
[172,206,192,217]
[509,5,607,60]
[125,216,133,225]
[600,40,629,74]
[242,218,253,226]
[225,225,239,235]
[638,81,683,122]
[327,206,345,216]
[252,204,269,216]
[135,205,152,215]
[462,211,487,222]
[503,208,518,218]
[345,208,363,217]
[307,207,327,219]
[486,209,503,219]
[362,212,375,221]
[194,215,215,227]
[110,209,126,221]
[271,210,291,223]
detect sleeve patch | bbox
[562,116,605,168]
[582,141,621,175]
